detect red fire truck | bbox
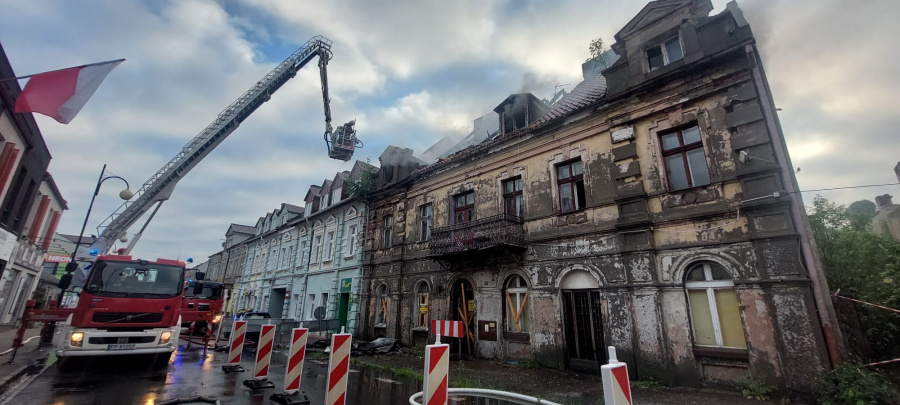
[180,276,225,336]
[50,255,186,364]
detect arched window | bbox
[685,262,747,349]
[416,282,430,328]
[505,275,530,333]
[376,284,389,326]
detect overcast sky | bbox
[0,0,897,263]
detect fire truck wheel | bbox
[152,353,172,368]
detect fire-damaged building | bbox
[359,0,841,391]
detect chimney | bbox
[875,194,893,208]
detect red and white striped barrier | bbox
[423,336,449,405]
[600,346,632,405]
[284,328,309,393]
[228,320,247,364]
[432,320,463,338]
[326,330,352,405]
[253,324,276,379]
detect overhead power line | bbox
[793,182,900,194]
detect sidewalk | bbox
[0,325,52,399]
[351,350,810,405]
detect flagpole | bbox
[0,58,125,82]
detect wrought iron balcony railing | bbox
[428,213,525,256]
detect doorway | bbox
[338,293,350,330]
[562,290,605,373]
[268,288,286,318]
[449,278,476,356]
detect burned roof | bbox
[536,73,608,124]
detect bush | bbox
[736,376,775,400]
[815,364,898,405]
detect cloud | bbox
[1,0,898,263]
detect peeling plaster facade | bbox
[360,0,833,391]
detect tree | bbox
[808,195,900,359]
[847,199,877,232]
[585,37,613,69]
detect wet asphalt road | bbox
[10,344,421,405]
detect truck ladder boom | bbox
[90,36,334,255]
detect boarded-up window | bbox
[416,282,429,328]
[505,275,530,333]
[685,262,747,349]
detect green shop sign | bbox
[340,278,352,293]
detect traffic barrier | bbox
[285,328,308,392]
[254,324,276,378]
[326,328,352,405]
[270,328,311,405]
[423,335,449,405]
[431,320,463,338]
[243,323,276,390]
[222,320,247,373]
[600,346,632,405]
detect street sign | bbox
[340,278,352,293]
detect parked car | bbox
[240,312,270,320]
[237,312,271,345]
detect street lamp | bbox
[57,164,132,305]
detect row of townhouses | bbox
[205,160,374,334]
[204,0,842,392]
[0,43,68,324]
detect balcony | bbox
[428,213,525,257]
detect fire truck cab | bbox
[55,255,185,360]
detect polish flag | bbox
[14,59,124,124]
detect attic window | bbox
[647,36,684,71]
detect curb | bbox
[0,350,52,405]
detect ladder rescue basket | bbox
[326,119,361,161]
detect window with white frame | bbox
[287,246,294,267]
[685,262,747,349]
[299,241,307,266]
[311,234,322,263]
[382,216,393,249]
[505,275,530,333]
[321,193,330,208]
[332,188,342,204]
[280,248,287,268]
[419,204,433,241]
[345,224,358,257]
[647,36,684,71]
[323,230,335,261]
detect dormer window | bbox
[647,36,683,71]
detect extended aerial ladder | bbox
[88,36,360,256]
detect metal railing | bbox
[409,388,563,405]
[428,213,524,256]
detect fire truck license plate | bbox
[107,344,135,350]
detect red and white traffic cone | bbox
[601,346,633,405]
[424,334,449,405]
[222,320,246,373]
[243,323,276,390]
[326,327,352,405]
[270,328,310,405]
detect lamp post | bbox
[57,164,132,305]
